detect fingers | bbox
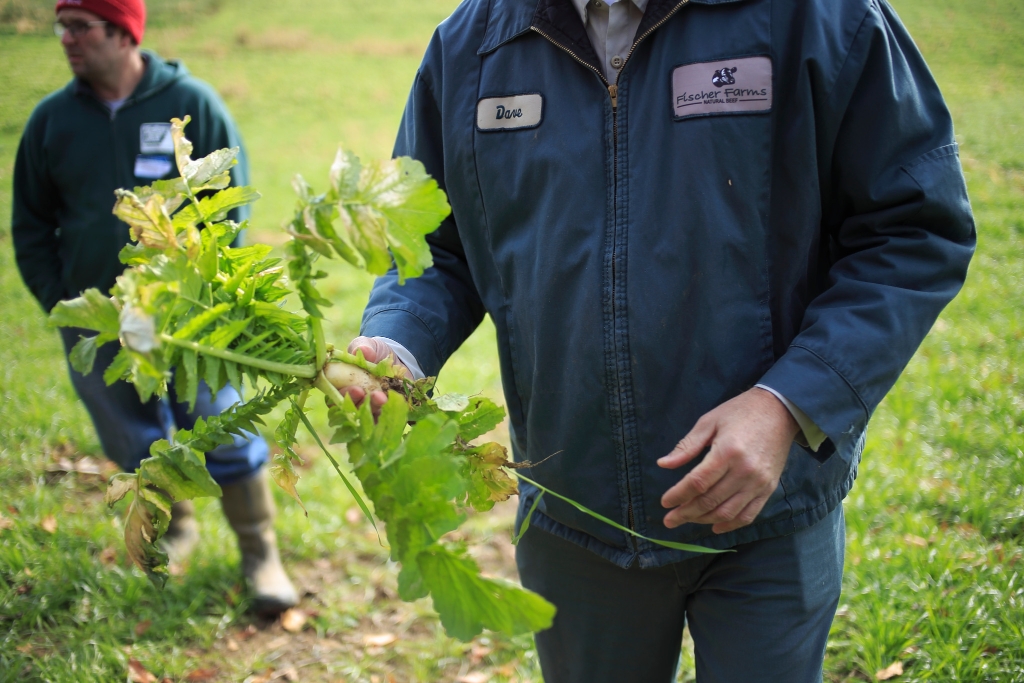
[658,415,716,470]
[347,336,392,363]
[709,494,770,534]
[661,461,742,529]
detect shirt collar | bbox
[570,0,649,25]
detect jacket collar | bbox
[478,0,745,56]
[570,0,651,27]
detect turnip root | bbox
[323,361,386,394]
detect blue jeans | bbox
[60,328,268,485]
[516,504,845,683]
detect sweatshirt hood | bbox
[72,50,189,106]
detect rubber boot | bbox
[220,469,299,615]
[160,499,200,564]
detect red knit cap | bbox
[55,0,146,44]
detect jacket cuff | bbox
[360,306,444,378]
[757,345,868,463]
[753,384,827,451]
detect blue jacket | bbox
[362,0,975,568]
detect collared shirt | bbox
[570,0,648,83]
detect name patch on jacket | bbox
[140,122,174,154]
[477,93,543,132]
[134,155,173,179]
[672,56,772,119]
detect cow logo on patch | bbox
[711,67,737,88]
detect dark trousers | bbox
[60,328,268,485]
[516,505,845,683]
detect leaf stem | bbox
[314,372,348,407]
[514,472,729,555]
[311,317,327,370]
[159,334,317,378]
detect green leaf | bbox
[200,317,252,349]
[201,355,222,394]
[181,348,199,411]
[454,397,506,442]
[183,147,239,187]
[512,492,543,546]
[197,228,219,281]
[69,335,100,375]
[435,393,469,413]
[419,546,556,640]
[177,185,261,226]
[141,440,222,500]
[172,302,232,341]
[329,148,361,197]
[103,347,133,385]
[50,288,120,337]
[359,156,451,283]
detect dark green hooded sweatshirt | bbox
[12,50,249,312]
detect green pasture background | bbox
[1,0,1023,681]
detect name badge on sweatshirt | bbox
[134,154,174,179]
[476,93,543,132]
[140,122,174,154]
[672,56,772,119]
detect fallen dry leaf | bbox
[281,608,307,633]
[457,673,490,683]
[362,633,397,647]
[0,515,14,531]
[275,666,299,681]
[876,661,904,680]
[227,637,240,652]
[47,456,104,476]
[267,636,290,650]
[185,668,219,682]
[135,620,152,637]
[40,515,57,533]
[128,659,158,683]
[16,643,32,654]
[99,547,118,565]
[903,534,928,548]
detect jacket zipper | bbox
[530,26,638,543]
[531,1,689,548]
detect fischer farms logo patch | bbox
[672,56,773,119]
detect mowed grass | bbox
[1,0,1022,681]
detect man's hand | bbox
[339,336,407,416]
[658,387,800,534]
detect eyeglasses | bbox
[53,19,108,39]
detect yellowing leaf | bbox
[362,633,397,647]
[269,452,307,515]
[114,189,180,251]
[128,659,158,683]
[876,661,904,680]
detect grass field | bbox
[1,0,1023,681]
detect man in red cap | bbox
[12,0,299,615]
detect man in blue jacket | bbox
[13,0,297,615]
[340,0,975,679]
